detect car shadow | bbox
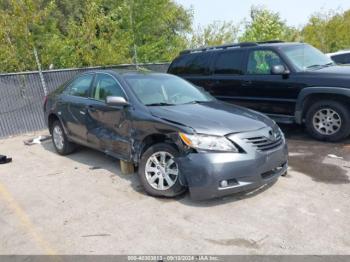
[278,123,310,141]
[41,139,282,206]
[279,123,350,144]
[40,140,147,197]
[279,123,350,185]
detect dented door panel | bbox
[86,99,132,160]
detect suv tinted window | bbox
[67,74,94,97]
[247,50,285,75]
[93,74,125,101]
[214,51,244,74]
[169,53,210,75]
[332,53,350,64]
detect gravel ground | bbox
[0,125,349,255]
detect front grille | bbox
[245,130,283,152]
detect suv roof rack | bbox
[179,41,286,55]
[180,42,258,55]
[257,40,285,44]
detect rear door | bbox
[207,49,245,101]
[238,49,299,116]
[169,52,213,88]
[86,73,131,159]
[63,73,94,143]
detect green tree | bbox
[54,0,132,68]
[240,5,297,42]
[302,10,350,52]
[0,0,193,72]
[189,21,239,48]
[0,0,55,72]
[129,0,192,62]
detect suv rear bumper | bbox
[177,142,288,201]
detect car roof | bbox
[80,69,167,77]
[178,41,305,56]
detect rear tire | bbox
[305,100,350,142]
[138,143,186,198]
[51,120,76,155]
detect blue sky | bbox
[175,0,350,28]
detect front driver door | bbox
[86,73,131,160]
[239,49,299,116]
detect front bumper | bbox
[176,128,288,201]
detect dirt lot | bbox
[0,125,349,255]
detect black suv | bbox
[168,41,350,142]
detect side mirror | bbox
[106,96,129,107]
[271,65,289,75]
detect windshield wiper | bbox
[306,64,323,69]
[145,102,175,106]
[182,100,209,105]
[307,62,334,70]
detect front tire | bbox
[51,120,76,155]
[138,143,186,198]
[305,100,350,142]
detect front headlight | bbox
[179,132,239,152]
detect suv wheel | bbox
[138,143,186,198]
[51,120,76,155]
[305,100,350,142]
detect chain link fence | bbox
[0,63,170,138]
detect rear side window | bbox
[169,53,210,75]
[332,53,350,64]
[214,51,244,75]
[168,55,193,74]
[67,74,94,97]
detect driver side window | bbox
[247,50,284,75]
[93,74,125,102]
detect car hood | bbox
[149,101,275,136]
[300,65,350,87]
[315,65,350,76]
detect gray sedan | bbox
[44,70,288,200]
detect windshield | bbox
[281,44,334,71]
[124,74,214,106]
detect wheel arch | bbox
[295,87,350,124]
[48,113,60,134]
[47,113,68,135]
[134,133,180,163]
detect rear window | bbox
[214,51,244,75]
[169,53,210,75]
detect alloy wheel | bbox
[312,108,342,135]
[145,151,179,191]
[53,125,64,150]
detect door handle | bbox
[205,80,219,87]
[242,80,252,86]
[87,105,97,112]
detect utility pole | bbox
[33,46,48,96]
[129,0,139,69]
